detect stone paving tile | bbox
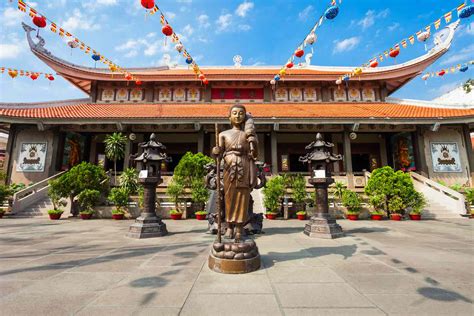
[72,258,147,273]
[283,307,386,316]
[341,273,426,294]
[261,253,326,268]
[0,280,35,298]
[143,254,208,268]
[192,271,274,294]
[0,263,73,281]
[266,266,345,283]
[126,267,201,285]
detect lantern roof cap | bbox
[134,133,168,162]
[299,133,343,163]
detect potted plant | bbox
[408,191,426,220]
[263,176,285,220]
[108,187,129,220]
[292,174,307,217]
[47,209,63,220]
[368,194,385,220]
[333,181,346,210]
[0,184,12,218]
[191,178,210,217]
[104,132,127,185]
[194,210,207,220]
[342,189,361,220]
[47,179,67,220]
[170,209,183,220]
[388,196,405,221]
[464,188,474,218]
[77,189,100,220]
[166,177,185,217]
[296,211,307,220]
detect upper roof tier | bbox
[23,20,460,95]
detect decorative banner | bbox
[431,142,462,173]
[17,0,141,84]
[16,142,47,172]
[1,67,54,81]
[271,0,342,86]
[337,2,469,85]
[421,60,473,81]
[141,1,208,85]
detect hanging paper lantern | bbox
[185,57,193,64]
[417,31,430,43]
[8,70,18,79]
[279,68,287,76]
[369,60,379,68]
[460,64,469,72]
[67,41,78,49]
[125,74,132,80]
[294,49,304,58]
[342,75,350,82]
[141,0,155,10]
[162,24,173,36]
[305,33,317,45]
[389,48,400,58]
[353,68,363,76]
[202,78,209,85]
[438,70,446,76]
[458,4,474,19]
[421,73,430,80]
[198,74,205,80]
[175,43,184,53]
[335,78,342,85]
[274,75,281,81]
[47,75,55,81]
[270,79,276,85]
[32,16,47,28]
[92,54,101,61]
[286,62,294,69]
[325,5,339,20]
[135,80,142,85]
[30,73,38,80]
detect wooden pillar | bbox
[197,129,204,153]
[343,131,354,188]
[4,124,17,185]
[124,138,131,170]
[462,124,474,185]
[271,130,278,175]
[414,126,429,177]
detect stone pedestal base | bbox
[127,212,168,239]
[208,239,260,274]
[304,213,344,239]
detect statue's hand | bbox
[212,146,222,157]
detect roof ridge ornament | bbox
[22,22,50,55]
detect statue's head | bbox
[229,104,246,127]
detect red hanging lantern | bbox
[47,75,55,81]
[202,79,209,85]
[30,73,38,80]
[294,49,304,58]
[286,62,294,69]
[198,74,205,80]
[125,74,132,81]
[389,48,400,58]
[32,16,47,28]
[141,0,155,10]
[135,80,142,85]
[438,70,446,76]
[162,24,173,36]
[369,60,379,68]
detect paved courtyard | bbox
[0,217,472,315]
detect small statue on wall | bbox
[67,137,81,168]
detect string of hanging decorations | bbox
[17,0,142,85]
[140,0,208,85]
[0,67,55,81]
[421,60,473,82]
[336,1,472,86]
[271,0,342,86]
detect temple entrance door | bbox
[351,143,381,172]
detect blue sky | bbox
[0,0,472,103]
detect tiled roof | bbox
[1,103,473,120]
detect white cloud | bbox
[460,22,474,36]
[2,7,23,27]
[298,5,314,21]
[358,9,390,30]
[440,44,474,65]
[333,37,361,54]
[182,24,194,37]
[388,22,400,32]
[116,35,173,58]
[177,0,192,3]
[238,24,251,31]
[165,11,176,20]
[197,14,210,28]
[82,0,118,10]
[235,1,254,17]
[216,14,232,32]
[62,9,100,31]
[0,44,23,59]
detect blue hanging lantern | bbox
[185,57,193,64]
[342,75,350,82]
[274,75,281,81]
[92,54,101,61]
[325,5,339,20]
[460,64,469,72]
[458,4,474,19]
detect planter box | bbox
[80,213,93,220]
[265,214,277,220]
[170,213,183,220]
[409,214,421,220]
[49,213,62,220]
[346,214,359,221]
[0,212,4,219]
[195,214,206,220]
[371,214,383,221]
[296,214,306,220]
[112,214,124,220]
[390,214,402,221]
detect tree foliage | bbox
[119,167,139,194]
[263,176,285,213]
[77,189,100,213]
[55,162,108,199]
[292,174,307,203]
[173,152,213,187]
[342,189,362,214]
[108,187,129,211]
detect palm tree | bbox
[104,132,127,185]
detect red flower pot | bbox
[266,213,277,220]
[347,214,359,221]
[371,214,383,221]
[170,213,182,220]
[296,214,306,220]
[409,214,421,221]
[112,214,124,220]
[49,213,62,220]
[195,214,206,220]
[80,213,93,220]
[0,212,4,219]
[390,214,402,221]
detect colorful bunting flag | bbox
[434,19,441,30]
[18,0,26,12]
[409,35,415,45]
[444,12,452,23]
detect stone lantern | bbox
[299,133,344,239]
[127,133,168,239]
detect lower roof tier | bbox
[1,102,473,124]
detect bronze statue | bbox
[212,105,258,242]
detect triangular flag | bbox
[434,19,441,30]
[444,12,452,23]
[409,36,415,44]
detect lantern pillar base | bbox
[304,212,344,239]
[127,212,168,239]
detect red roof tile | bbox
[1,103,473,120]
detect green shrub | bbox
[48,179,67,211]
[170,209,182,215]
[195,211,207,215]
[112,209,125,215]
[47,209,63,215]
[191,178,210,205]
[166,178,185,211]
[77,189,100,213]
[0,184,12,205]
[465,188,474,205]
[368,194,385,214]
[173,152,213,187]
[342,190,361,214]
[119,168,139,194]
[108,187,129,212]
[292,174,307,204]
[296,211,306,215]
[333,181,346,202]
[104,132,127,185]
[282,173,295,189]
[409,191,426,215]
[388,196,405,214]
[56,162,108,200]
[263,176,285,213]
[449,183,462,192]
[9,183,26,194]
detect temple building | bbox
[1,21,473,195]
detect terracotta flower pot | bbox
[195,214,206,220]
[296,214,306,220]
[49,213,62,220]
[470,214,474,219]
[371,214,383,221]
[265,213,277,220]
[80,213,93,220]
[346,214,359,221]
[409,214,421,220]
[0,212,4,219]
[390,214,402,221]
[170,213,182,220]
[112,214,124,220]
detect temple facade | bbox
[1,22,473,189]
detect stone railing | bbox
[11,171,66,214]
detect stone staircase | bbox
[410,172,466,219]
[12,196,53,218]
